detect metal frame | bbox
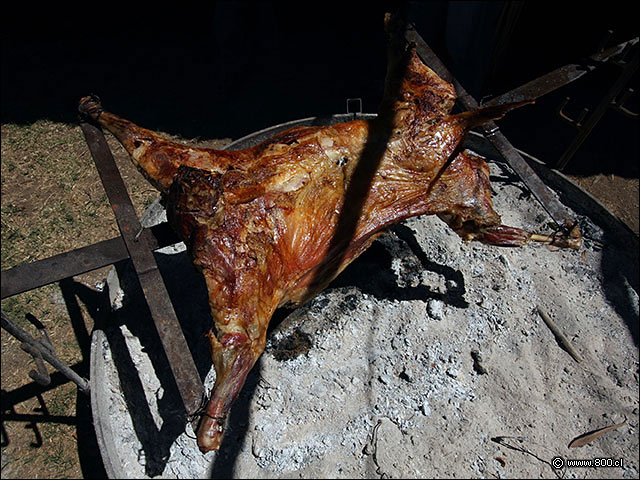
[3,24,635,421]
[1,120,205,417]
[78,120,204,415]
[556,44,638,169]
[1,311,90,393]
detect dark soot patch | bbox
[269,329,312,361]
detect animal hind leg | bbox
[475,223,582,250]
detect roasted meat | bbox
[78,26,580,453]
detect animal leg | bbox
[196,330,259,453]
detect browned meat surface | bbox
[78,26,580,453]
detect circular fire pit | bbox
[90,117,639,479]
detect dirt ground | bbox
[1,119,638,479]
[0,120,229,479]
[563,173,638,237]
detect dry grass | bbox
[1,120,161,268]
[1,118,228,478]
[1,119,154,479]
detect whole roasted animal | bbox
[78,25,580,454]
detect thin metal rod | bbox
[2,310,91,393]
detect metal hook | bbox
[611,87,638,118]
[20,342,51,386]
[556,97,590,128]
[20,313,55,386]
[25,313,55,353]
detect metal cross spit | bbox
[2,25,636,422]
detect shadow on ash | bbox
[90,131,639,478]
[85,14,638,479]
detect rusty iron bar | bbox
[79,119,205,417]
[1,237,128,300]
[405,23,578,229]
[485,63,591,107]
[1,310,90,393]
[483,36,639,107]
[1,223,178,300]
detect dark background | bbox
[2,1,638,176]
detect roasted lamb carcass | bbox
[78,29,580,453]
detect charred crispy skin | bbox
[78,36,580,453]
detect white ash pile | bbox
[92,155,639,479]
